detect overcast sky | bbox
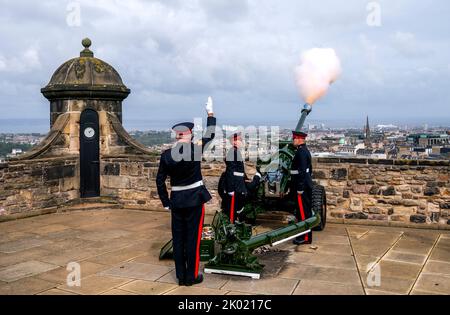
[1,0,449,130]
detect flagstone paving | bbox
[0,208,449,295]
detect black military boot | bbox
[293,237,312,246]
[185,274,204,286]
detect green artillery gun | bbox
[160,104,327,279]
[203,211,321,279]
[240,141,327,230]
[240,104,327,229]
[160,209,321,279]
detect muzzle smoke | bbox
[295,48,342,105]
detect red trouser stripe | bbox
[195,205,205,279]
[297,194,309,242]
[229,194,235,223]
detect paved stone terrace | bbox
[0,209,449,295]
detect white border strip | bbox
[204,268,261,280]
[271,230,311,247]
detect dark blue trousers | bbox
[171,205,205,282]
[222,193,246,223]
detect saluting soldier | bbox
[156,97,216,286]
[290,131,313,245]
[222,132,261,223]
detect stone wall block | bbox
[130,177,150,191]
[103,175,131,189]
[103,163,120,176]
[331,168,348,181]
[121,163,143,176]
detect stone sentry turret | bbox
[7,38,156,203]
[19,38,151,159]
[42,38,130,126]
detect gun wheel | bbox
[312,184,327,231]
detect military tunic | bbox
[221,147,261,223]
[290,144,313,243]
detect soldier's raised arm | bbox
[202,96,217,152]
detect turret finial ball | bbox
[82,38,92,49]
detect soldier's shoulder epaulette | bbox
[161,148,173,161]
[298,147,309,156]
[161,148,170,156]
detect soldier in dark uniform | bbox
[290,131,313,245]
[221,132,261,223]
[156,97,216,286]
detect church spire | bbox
[365,116,371,146]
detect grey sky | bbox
[0,0,449,129]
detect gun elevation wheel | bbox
[312,184,327,231]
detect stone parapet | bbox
[0,156,79,220]
[1,154,449,229]
[312,157,450,228]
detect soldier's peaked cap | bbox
[229,132,242,140]
[172,122,194,133]
[292,131,308,139]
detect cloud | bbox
[359,34,377,66]
[0,46,42,73]
[0,55,6,71]
[390,31,430,58]
[199,0,249,22]
[0,0,449,126]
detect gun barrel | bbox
[295,104,312,132]
[243,214,320,251]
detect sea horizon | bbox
[0,118,449,134]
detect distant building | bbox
[356,148,373,156]
[372,149,387,159]
[6,149,24,158]
[376,124,398,131]
[408,134,449,147]
[441,147,450,158]
[387,146,399,159]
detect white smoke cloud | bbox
[295,48,342,105]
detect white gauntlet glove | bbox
[205,96,214,115]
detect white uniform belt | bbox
[291,169,310,175]
[233,172,245,177]
[171,180,204,192]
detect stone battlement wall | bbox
[1,155,449,229]
[100,155,160,209]
[313,157,450,228]
[0,157,79,220]
[97,156,450,228]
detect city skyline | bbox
[0,116,449,134]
